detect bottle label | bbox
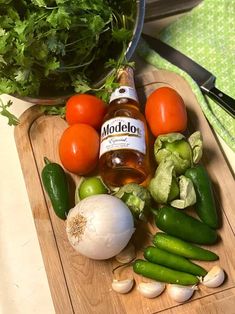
[99,117,146,157]
[110,86,138,103]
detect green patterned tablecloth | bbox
[138,0,235,151]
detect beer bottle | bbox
[99,66,150,187]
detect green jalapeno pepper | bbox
[41,157,70,220]
[155,206,217,244]
[153,233,218,261]
[185,165,219,229]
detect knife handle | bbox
[203,86,235,118]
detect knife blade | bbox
[142,33,235,118]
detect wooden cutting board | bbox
[14,70,235,314]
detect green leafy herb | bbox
[40,105,66,118]
[0,1,136,101]
[0,98,19,126]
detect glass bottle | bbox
[99,66,150,187]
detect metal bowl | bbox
[13,0,145,105]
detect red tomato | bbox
[59,124,100,175]
[65,94,107,130]
[145,87,187,137]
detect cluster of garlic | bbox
[112,255,225,302]
[112,243,225,302]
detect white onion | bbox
[66,194,135,260]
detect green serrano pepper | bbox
[144,246,207,276]
[155,206,217,244]
[185,165,219,229]
[153,233,218,261]
[133,259,199,286]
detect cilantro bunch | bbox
[0,0,135,100]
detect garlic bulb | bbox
[115,243,136,264]
[137,281,165,298]
[167,284,197,303]
[112,279,134,294]
[202,266,225,288]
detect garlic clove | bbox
[111,278,134,294]
[115,243,136,264]
[137,281,165,298]
[202,266,225,288]
[167,284,197,303]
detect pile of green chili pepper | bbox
[133,131,220,285]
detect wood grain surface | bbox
[14,70,235,313]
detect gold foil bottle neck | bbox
[117,66,135,88]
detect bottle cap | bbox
[117,66,135,87]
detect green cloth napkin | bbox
[137,0,235,151]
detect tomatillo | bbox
[76,177,109,202]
